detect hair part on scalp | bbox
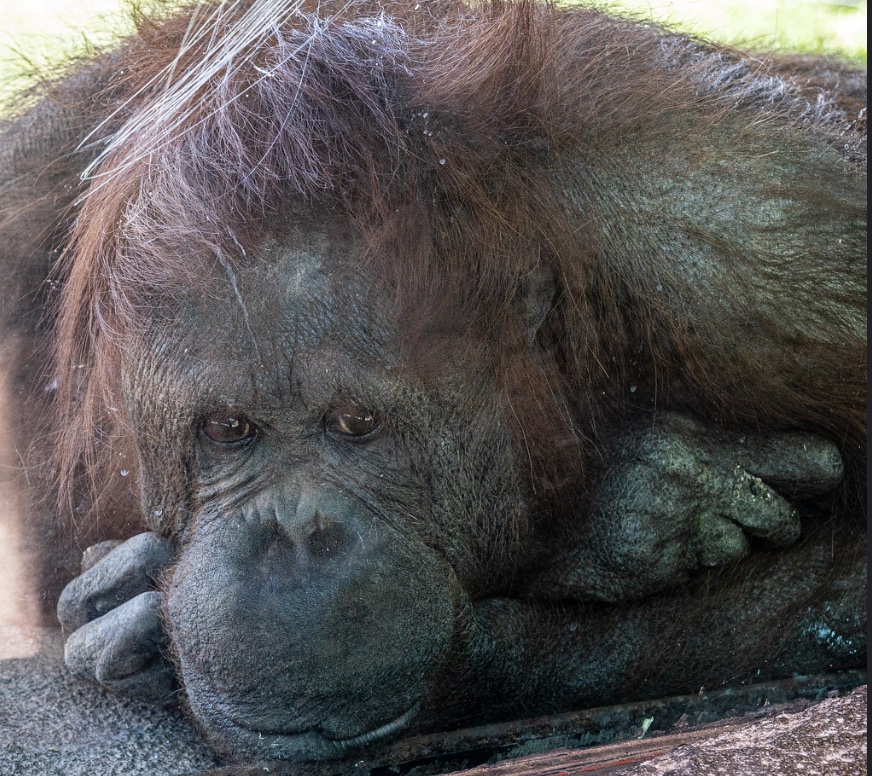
[49,0,866,533]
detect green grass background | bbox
[0,0,867,101]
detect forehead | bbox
[123,215,402,407]
[199,218,390,358]
[122,205,499,417]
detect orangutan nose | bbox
[242,482,371,584]
[301,515,354,562]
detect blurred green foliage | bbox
[0,0,867,104]
[600,0,866,62]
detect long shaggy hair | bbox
[39,0,865,531]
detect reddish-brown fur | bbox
[0,0,864,582]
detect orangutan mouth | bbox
[228,704,421,760]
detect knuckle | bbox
[63,621,100,679]
[56,534,174,632]
[731,468,775,502]
[64,593,167,687]
[80,539,124,573]
[125,532,176,569]
[633,431,697,478]
[696,517,750,567]
[727,468,801,544]
[57,576,94,632]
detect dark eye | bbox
[326,405,380,439]
[201,414,257,446]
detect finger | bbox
[696,516,750,567]
[712,430,843,499]
[57,532,175,631]
[63,591,177,703]
[81,539,124,572]
[722,467,802,547]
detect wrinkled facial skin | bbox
[120,217,532,760]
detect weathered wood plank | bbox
[438,726,748,775]
[191,672,865,775]
[440,686,868,775]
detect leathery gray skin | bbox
[56,216,856,762]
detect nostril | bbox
[304,516,353,562]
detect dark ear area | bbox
[516,261,556,347]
